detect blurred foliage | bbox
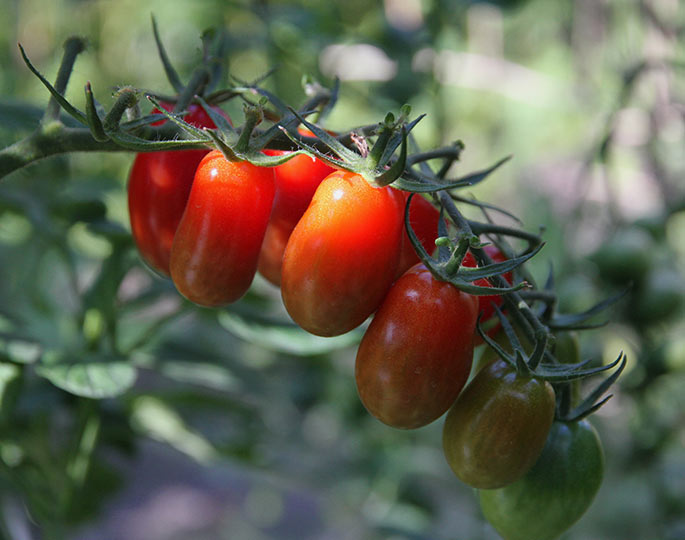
[0,0,684,539]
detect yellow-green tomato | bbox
[442,359,555,489]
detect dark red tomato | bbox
[280,170,404,337]
[463,245,512,322]
[479,420,604,540]
[258,132,336,286]
[169,150,275,306]
[355,263,479,429]
[127,102,229,276]
[395,194,441,278]
[442,359,555,489]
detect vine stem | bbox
[43,37,86,122]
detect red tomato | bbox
[395,194,441,278]
[280,170,404,337]
[127,102,229,276]
[258,133,336,286]
[169,150,275,306]
[355,263,479,429]
[463,245,512,333]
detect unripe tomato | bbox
[590,227,653,285]
[442,359,555,489]
[355,263,479,429]
[395,194,441,278]
[281,170,404,337]
[258,134,336,286]
[169,150,275,306]
[479,420,604,540]
[127,103,229,276]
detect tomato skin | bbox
[395,194,441,278]
[281,170,405,337]
[442,359,555,489]
[169,150,275,306]
[479,420,604,540]
[355,263,479,429]
[127,103,227,276]
[258,145,335,286]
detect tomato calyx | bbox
[402,194,537,297]
[279,105,420,188]
[480,309,627,388]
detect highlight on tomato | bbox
[280,170,405,337]
[169,150,275,307]
[258,129,336,286]
[355,262,479,429]
[127,102,230,276]
[442,359,555,489]
[479,420,604,540]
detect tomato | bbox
[479,420,604,540]
[280,170,404,337]
[169,150,275,306]
[395,194,441,278]
[127,102,229,276]
[590,227,652,285]
[442,359,555,489]
[355,263,479,429]
[258,134,336,286]
[628,266,684,325]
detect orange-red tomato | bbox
[258,136,335,286]
[127,103,229,276]
[169,150,275,306]
[355,263,479,429]
[280,170,404,337]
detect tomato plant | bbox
[463,245,512,323]
[355,263,479,429]
[280,170,405,336]
[258,131,336,286]
[479,420,604,540]
[169,150,275,306]
[127,102,228,276]
[442,359,555,489]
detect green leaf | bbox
[36,352,137,398]
[218,311,362,356]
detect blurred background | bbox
[0,0,684,539]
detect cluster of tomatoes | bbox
[127,105,604,540]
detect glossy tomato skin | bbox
[395,194,441,278]
[355,263,479,429]
[479,420,604,540]
[258,144,335,286]
[281,170,405,337]
[442,359,555,489]
[169,150,275,306]
[127,103,228,276]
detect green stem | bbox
[44,37,87,122]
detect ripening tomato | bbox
[355,263,479,429]
[258,133,336,286]
[127,102,229,276]
[442,359,555,489]
[479,420,604,540]
[395,194,442,278]
[169,150,275,306]
[281,170,404,337]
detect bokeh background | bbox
[1,0,684,539]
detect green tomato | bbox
[442,360,555,489]
[590,227,652,285]
[629,267,684,325]
[479,420,604,540]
